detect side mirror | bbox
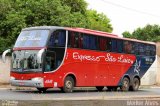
[37,48,45,64]
[2,49,11,63]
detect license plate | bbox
[19,82,25,85]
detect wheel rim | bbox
[65,80,73,89]
[124,80,129,88]
[122,78,129,91]
[134,79,139,90]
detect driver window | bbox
[44,51,55,72]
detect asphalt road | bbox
[0,87,160,106]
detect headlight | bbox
[10,76,15,80]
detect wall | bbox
[156,56,160,85]
[156,42,160,85]
[0,56,11,84]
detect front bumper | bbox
[10,77,44,88]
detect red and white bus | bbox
[2,26,156,93]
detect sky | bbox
[86,0,160,37]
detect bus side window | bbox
[54,31,59,46]
[150,45,156,56]
[69,32,83,49]
[99,37,106,51]
[57,31,66,47]
[117,40,123,53]
[123,41,132,54]
[130,42,135,54]
[146,45,150,56]
[48,33,55,47]
[111,39,117,52]
[89,35,97,50]
[74,33,79,48]
[70,32,75,48]
[99,37,111,51]
[83,34,90,49]
[44,52,56,72]
[78,33,83,48]
[134,43,139,55]
[68,32,78,48]
[67,31,71,47]
[49,30,66,48]
[139,44,145,55]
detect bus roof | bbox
[22,26,65,31]
[66,27,155,45]
[22,26,155,45]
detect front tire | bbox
[62,76,74,93]
[120,77,130,91]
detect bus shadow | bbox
[11,87,149,94]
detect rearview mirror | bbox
[2,49,11,63]
[37,48,45,64]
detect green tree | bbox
[122,24,160,42]
[86,10,113,32]
[0,0,113,53]
[61,0,87,14]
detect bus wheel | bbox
[130,78,140,91]
[96,86,104,91]
[120,77,130,91]
[62,76,74,93]
[37,88,47,93]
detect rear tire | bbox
[120,77,130,91]
[96,86,104,91]
[62,76,74,93]
[130,78,140,91]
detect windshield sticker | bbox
[18,36,41,41]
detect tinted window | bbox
[83,34,97,50]
[117,40,123,53]
[150,45,156,56]
[134,43,139,55]
[124,41,136,54]
[68,31,98,50]
[111,39,117,52]
[145,45,151,56]
[99,37,111,51]
[83,34,90,49]
[48,30,66,48]
[68,31,81,48]
[123,41,133,54]
[139,44,145,55]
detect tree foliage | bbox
[86,9,113,32]
[122,24,160,42]
[0,0,113,53]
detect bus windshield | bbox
[12,50,42,72]
[14,29,49,47]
